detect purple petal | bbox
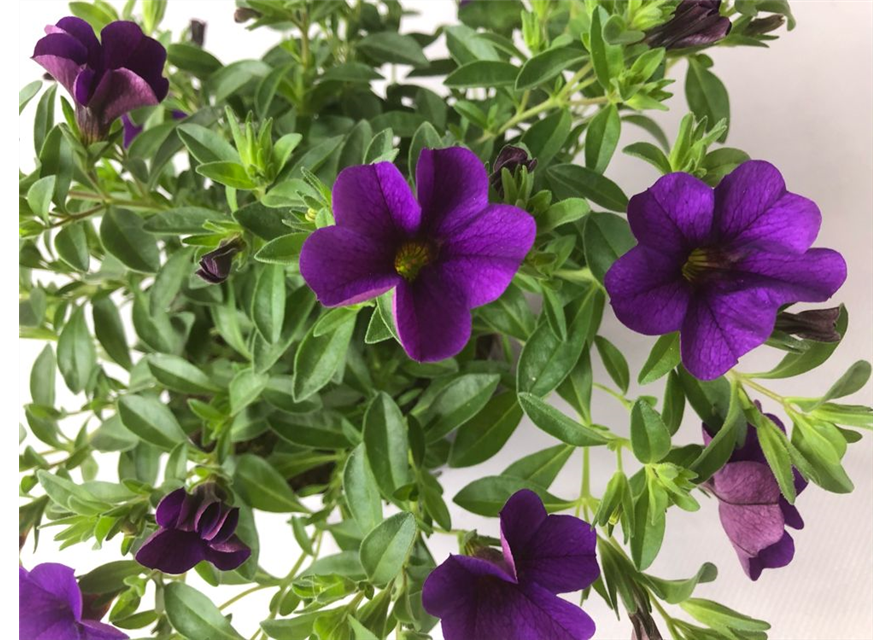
[55,17,101,65]
[74,67,96,105]
[499,489,548,578]
[300,226,401,307]
[99,20,170,100]
[627,172,714,253]
[416,147,489,240]
[205,536,252,571]
[86,68,163,126]
[155,488,187,528]
[437,204,536,308]
[393,267,471,362]
[122,113,143,147]
[732,248,847,305]
[712,461,781,506]
[28,563,83,621]
[196,501,223,539]
[729,191,821,253]
[20,565,80,638]
[742,531,795,581]
[605,246,691,335]
[714,462,786,558]
[32,33,88,96]
[680,286,778,380]
[208,507,240,544]
[134,529,206,574]
[331,163,421,241]
[779,501,804,530]
[81,620,129,640]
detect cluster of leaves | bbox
[19,1,870,640]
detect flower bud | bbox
[196,238,243,284]
[643,0,731,50]
[490,145,537,196]
[234,7,261,23]
[775,307,841,342]
[190,19,207,46]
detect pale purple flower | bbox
[135,486,250,574]
[643,0,731,50]
[604,161,846,380]
[299,147,536,362]
[704,413,807,580]
[423,490,599,640]
[19,563,127,640]
[32,17,168,142]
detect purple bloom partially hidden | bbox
[135,486,250,574]
[32,17,169,143]
[122,109,186,148]
[704,414,807,580]
[604,161,846,380]
[196,238,243,284]
[422,490,600,640]
[299,147,536,362]
[19,563,128,640]
[490,145,538,196]
[643,0,731,50]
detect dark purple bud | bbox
[630,608,663,640]
[744,14,786,36]
[490,145,538,196]
[189,19,206,47]
[775,307,841,343]
[234,7,261,23]
[196,238,243,284]
[643,0,731,50]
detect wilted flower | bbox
[604,161,846,380]
[196,238,243,284]
[234,7,261,23]
[122,109,186,148]
[189,19,207,47]
[422,490,599,640]
[490,145,538,196]
[32,18,169,143]
[703,414,807,580]
[299,147,536,362]
[643,0,731,50]
[744,15,786,37]
[135,485,250,574]
[19,563,128,640]
[774,306,841,342]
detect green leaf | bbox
[557,350,594,423]
[27,176,56,224]
[594,336,629,394]
[359,512,417,587]
[680,598,770,633]
[642,563,718,605]
[234,201,294,240]
[454,476,568,517]
[686,57,731,142]
[117,395,187,449]
[262,613,324,640]
[344,443,383,534]
[518,392,609,446]
[319,62,383,84]
[150,248,193,311]
[755,416,797,503]
[229,369,269,415]
[177,124,240,164]
[754,306,849,379]
[78,561,144,594]
[363,393,412,498]
[548,164,628,212]
[357,32,429,67]
[234,454,304,513]
[54,221,90,271]
[292,313,356,402]
[255,232,308,266]
[197,161,256,190]
[100,208,160,273]
[57,305,96,393]
[583,213,635,282]
[20,80,42,114]
[538,198,590,234]
[445,60,518,88]
[167,42,223,79]
[409,122,443,184]
[797,360,872,411]
[147,354,220,394]
[423,373,500,442]
[30,345,56,408]
[144,207,229,235]
[92,297,132,370]
[521,109,571,168]
[39,125,73,210]
[590,6,625,91]
[252,265,286,344]
[630,486,665,570]
[449,392,523,468]
[585,104,621,173]
[165,582,245,640]
[638,334,681,385]
[502,444,575,488]
[623,141,672,174]
[515,47,588,91]
[269,412,352,449]
[34,85,56,157]
[630,399,671,464]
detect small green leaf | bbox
[117,395,187,449]
[57,305,96,393]
[177,124,240,164]
[344,443,383,534]
[92,297,132,370]
[197,162,256,190]
[638,334,681,385]
[100,208,160,273]
[165,582,246,640]
[357,32,429,67]
[454,476,568,517]
[590,6,625,91]
[445,60,518,88]
[423,373,500,442]
[20,80,42,114]
[595,336,629,394]
[252,265,286,344]
[450,392,523,468]
[642,563,717,605]
[755,416,797,503]
[27,176,56,223]
[583,213,635,282]
[518,392,609,446]
[630,400,671,464]
[548,164,628,212]
[623,142,672,174]
[255,232,308,266]
[585,104,621,173]
[30,345,56,408]
[680,598,770,633]
[359,512,417,587]
[363,393,412,498]
[515,47,588,91]
[292,313,356,402]
[147,354,220,394]
[234,454,304,513]
[686,56,731,142]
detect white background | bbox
[17,1,873,639]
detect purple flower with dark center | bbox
[703,413,807,580]
[299,147,536,362]
[643,0,731,50]
[19,563,128,640]
[32,17,169,143]
[604,161,846,380]
[422,490,599,640]
[135,485,250,574]
[196,238,243,284]
[122,109,186,148]
[490,145,538,196]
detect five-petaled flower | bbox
[20,563,128,640]
[32,17,169,143]
[643,0,732,50]
[299,147,536,362]
[604,161,846,380]
[135,485,250,574]
[703,413,807,580]
[422,490,600,640]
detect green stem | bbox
[220,584,273,610]
[593,382,632,410]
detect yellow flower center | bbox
[682,248,724,282]
[394,240,435,282]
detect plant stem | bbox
[220,584,273,610]
[593,382,632,410]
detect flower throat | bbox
[394,240,435,282]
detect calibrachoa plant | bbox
[18,1,872,640]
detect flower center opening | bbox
[394,240,435,282]
[682,248,726,283]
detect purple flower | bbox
[32,17,169,143]
[704,414,807,580]
[299,147,536,362]
[643,0,731,50]
[122,109,186,148]
[422,490,599,640]
[19,563,128,640]
[604,161,846,380]
[196,238,243,284]
[135,486,250,574]
[490,145,538,196]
